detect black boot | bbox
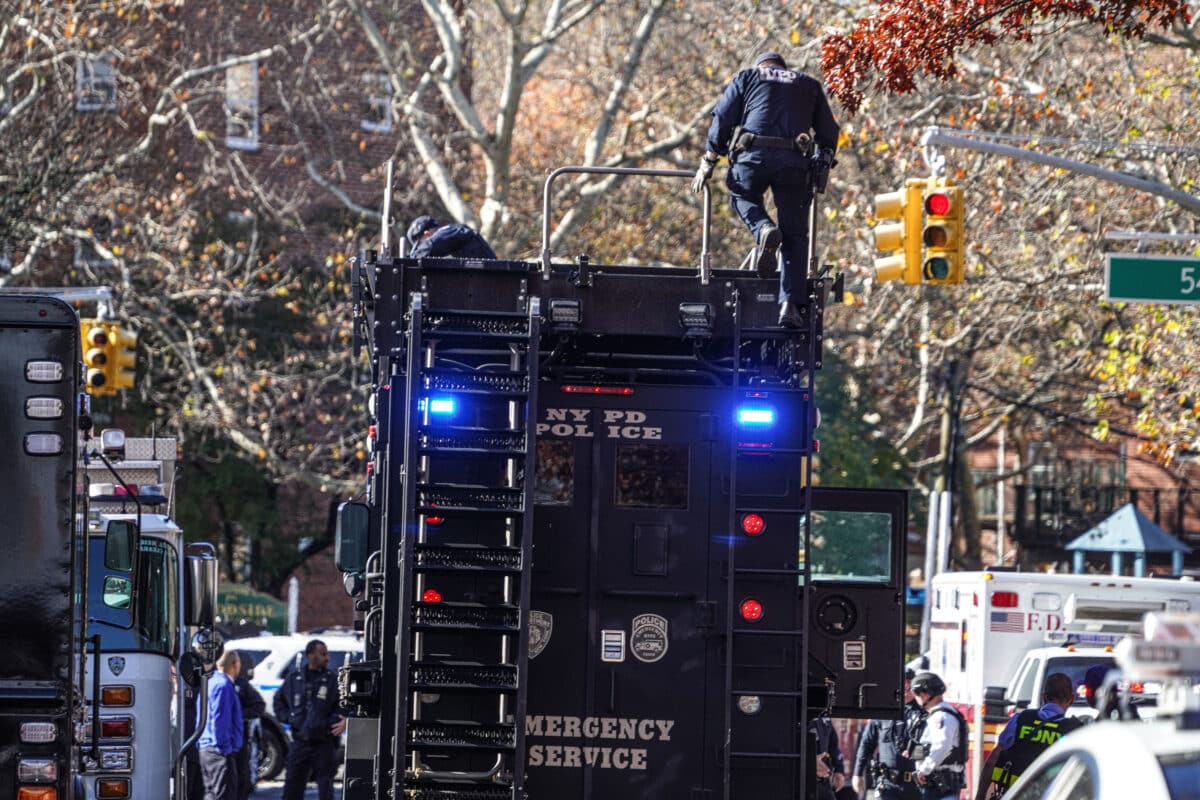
[752,224,782,279]
[777,300,804,328]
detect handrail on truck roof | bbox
[540,165,714,285]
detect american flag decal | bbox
[990,611,1024,632]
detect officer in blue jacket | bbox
[691,52,840,327]
[273,640,345,800]
[406,215,497,259]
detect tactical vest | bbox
[910,705,968,768]
[991,709,1084,787]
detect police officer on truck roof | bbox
[975,673,1084,800]
[273,639,346,800]
[406,215,497,260]
[853,669,923,800]
[906,672,968,800]
[690,51,840,328]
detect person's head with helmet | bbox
[910,671,947,710]
[406,215,440,248]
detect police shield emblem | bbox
[528,611,553,659]
[630,613,669,663]
[108,656,126,676]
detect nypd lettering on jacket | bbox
[758,65,797,83]
[537,408,662,440]
[526,715,675,771]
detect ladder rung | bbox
[403,782,514,800]
[734,506,806,514]
[410,662,518,691]
[408,722,516,752]
[733,567,801,577]
[411,602,521,632]
[729,688,805,698]
[732,627,805,637]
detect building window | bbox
[225,61,259,152]
[974,468,998,517]
[77,54,118,112]
[360,73,393,133]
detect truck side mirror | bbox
[104,519,138,571]
[983,685,1009,722]
[336,501,370,574]
[184,544,218,628]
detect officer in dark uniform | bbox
[853,669,922,800]
[273,639,346,800]
[406,215,497,259]
[691,51,840,327]
[975,673,1083,800]
[907,672,967,800]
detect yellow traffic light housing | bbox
[80,318,112,395]
[107,325,137,391]
[921,179,965,284]
[872,179,925,284]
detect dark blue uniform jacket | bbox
[705,66,840,157]
[411,224,497,260]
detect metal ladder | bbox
[721,281,823,799]
[391,293,541,800]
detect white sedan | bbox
[1003,720,1200,800]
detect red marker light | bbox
[741,514,766,536]
[740,599,764,622]
[425,516,444,526]
[422,589,443,603]
[990,591,1019,608]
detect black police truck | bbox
[334,167,908,799]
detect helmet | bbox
[406,215,440,246]
[911,671,946,697]
[904,667,916,681]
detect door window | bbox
[614,443,688,509]
[809,509,893,583]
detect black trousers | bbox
[283,737,336,800]
[200,747,238,800]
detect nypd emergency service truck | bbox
[332,166,909,799]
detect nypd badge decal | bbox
[529,610,553,659]
[630,614,668,663]
[108,656,126,676]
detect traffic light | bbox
[107,325,137,391]
[872,179,924,284]
[80,318,112,395]
[921,179,965,284]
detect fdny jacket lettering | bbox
[537,408,663,440]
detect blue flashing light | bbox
[736,406,775,426]
[428,397,456,415]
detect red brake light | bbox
[739,599,764,622]
[422,589,443,603]
[741,514,766,536]
[101,718,131,738]
[1128,682,1144,694]
[991,591,1019,608]
[926,193,951,216]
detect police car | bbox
[223,629,364,780]
[1002,612,1200,800]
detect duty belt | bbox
[732,130,813,155]
[877,767,914,783]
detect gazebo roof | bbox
[1066,503,1191,554]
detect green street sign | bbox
[218,583,287,634]
[1106,253,1200,304]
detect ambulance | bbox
[926,570,1200,793]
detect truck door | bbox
[527,401,713,798]
[808,488,908,718]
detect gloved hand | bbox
[691,156,717,194]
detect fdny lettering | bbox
[525,715,675,771]
[1017,725,1063,745]
[758,66,797,83]
[1026,612,1063,632]
[537,408,663,440]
